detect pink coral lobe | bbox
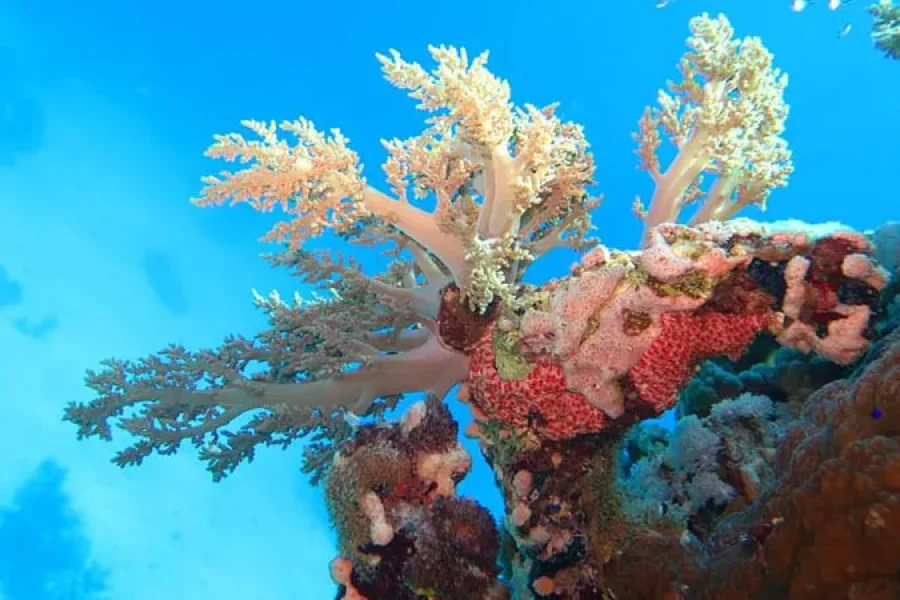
[627,310,771,414]
[469,311,772,439]
[467,325,610,440]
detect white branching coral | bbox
[463,233,532,312]
[65,248,466,482]
[66,45,599,482]
[197,117,470,288]
[633,13,793,246]
[197,45,597,306]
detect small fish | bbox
[656,0,674,7]
[828,0,841,8]
[838,23,853,37]
[791,0,808,11]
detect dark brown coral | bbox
[326,397,508,600]
[437,283,498,351]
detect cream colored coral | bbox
[197,45,597,311]
[634,13,793,246]
[379,46,596,242]
[196,116,470,287]
[198,118,365,244]
[463,232,532,312]
[377,45,515,149]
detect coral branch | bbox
[195,118,471,285]
[378,47,596,245]
[64,247,468,481]
[869,1,900,60]
[634,14,793,245]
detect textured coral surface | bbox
[607,327,900,600]
[326,398,509,600]
[760,327,900,598]
[467,221,884,441]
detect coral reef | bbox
[63,11,898,600]
[607,234,900,599]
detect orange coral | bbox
[764,328,900,598]
[691,328,900,599]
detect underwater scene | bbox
[1,0,899,599]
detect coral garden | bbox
[65,12,900,600]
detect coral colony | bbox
[66,14,900,599]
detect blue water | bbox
[0,1,895,598]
